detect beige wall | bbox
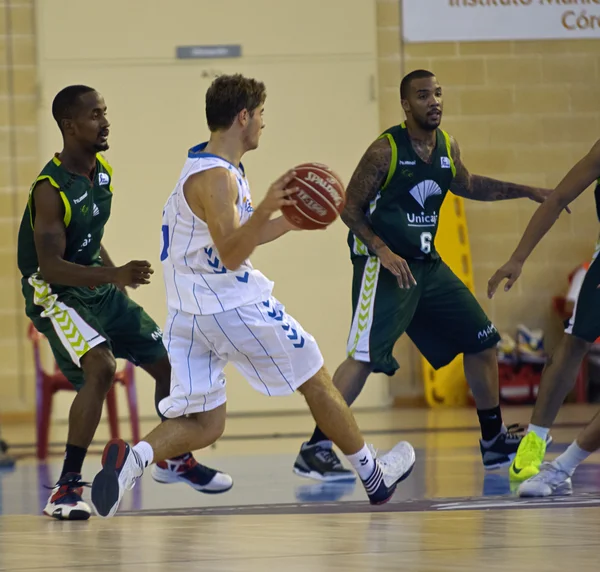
[2,0,598,416]
[0,0,36,414]
[32,0,388,419]
[377,0,600,395]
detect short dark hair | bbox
[400,70,435,99]
[205,74,266,132]
[52,85,96,131]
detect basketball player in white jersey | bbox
[90,74,416,517]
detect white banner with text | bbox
[402,0,600,43]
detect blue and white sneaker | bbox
[152,454,233,494]
[364,442,416,505]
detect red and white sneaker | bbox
[152,453,233,494]
[43,473,91,521]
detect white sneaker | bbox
[43,473,91,521]
[151,455,234,493]
[365,442,416,505]
[91,439,144,518]
[518,462,573,497]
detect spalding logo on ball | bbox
[281,162,346,230]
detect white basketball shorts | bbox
[158,296,324,416]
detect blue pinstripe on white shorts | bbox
[158,296,324,416]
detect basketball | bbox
[281,162,346,230]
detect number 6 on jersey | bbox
[420,232,432,255]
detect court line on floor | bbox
[117,492,600,517]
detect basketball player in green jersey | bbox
[294,69,555,482]
[17,85,232,520]
[488,139,600,496]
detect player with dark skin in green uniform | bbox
[17,85,232,520]
[293,69,559,482]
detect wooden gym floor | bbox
[1,404,599,571]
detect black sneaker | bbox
[293,442,356,482]
[480,424,553,470]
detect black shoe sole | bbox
[91,439,128,518]
[43,507,91,521]
[47,509,91,521]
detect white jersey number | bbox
[420,232,432,255]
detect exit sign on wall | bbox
[402,0,600,43]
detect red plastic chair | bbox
[28,322,140,460]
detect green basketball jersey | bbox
[17,154,114,281]
[349,123,456,260]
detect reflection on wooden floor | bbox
[1,405,599,571]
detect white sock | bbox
[553,441,591,476]
[132,441,154,469]
[528,424,549,441]
[346,444,376,481]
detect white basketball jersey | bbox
[161,143,274,315]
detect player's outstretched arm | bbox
[448,137,554,204]
[186,168,297,270]
[488,138,600,298]
[342,137,416,288]
[33,181,152,289]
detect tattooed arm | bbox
[33,181,152,288]
[341,138,390,254]
[449,137,552,203]
[341,138,416,288]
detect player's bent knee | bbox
[189,404,226,442]
[81,344,117,390]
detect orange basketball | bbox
[281,162,346,230]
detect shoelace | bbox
[504,423,526,442]
[127,450,145,489]
[45,475,91,503]
[534,462,570,483]
[316,447,341,467]
[179,455,198,472]
[44,474,91,491]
